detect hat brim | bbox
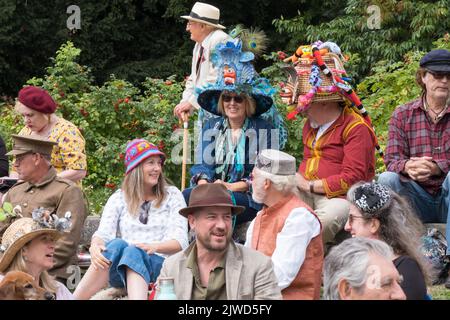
[197,90,273,117]
[5,150,31,156]
[180,15,225,29]
[0,229,61,273]
[179,203,245,218]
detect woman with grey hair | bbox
[344,182,429,300]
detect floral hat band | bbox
[353,183,391,214]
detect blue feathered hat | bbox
[196,40,276,117]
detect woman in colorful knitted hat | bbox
[344,181,430,300]
[12,86,86,184]
[183,40,278,227]
[73,139,188,300]
[0,213,73,300]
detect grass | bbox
[428,285,450,300]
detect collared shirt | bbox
[186,243,227,300]
[384,97,450,195]
[93,187,189,257]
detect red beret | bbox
[18,86,56,114]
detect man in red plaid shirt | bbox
[378,49,450,288]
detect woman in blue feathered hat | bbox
[183,40,279,228]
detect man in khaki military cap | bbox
[2,134,87,280]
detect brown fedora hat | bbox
[179,183,245,217]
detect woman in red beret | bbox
[13,86,87,183]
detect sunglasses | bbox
[222,94,244,103]
[139,201,151,224]
[428,71,450,80]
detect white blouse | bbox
[93,186,189,257]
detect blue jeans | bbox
[378,172,450,255]
[182,187,260,225]
[102,239,164,288]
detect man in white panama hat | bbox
[174,2,231,127]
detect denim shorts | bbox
[102,238,164,288]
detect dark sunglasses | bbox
[139,201,151,224]
[428,71,450,80]
[222,94,244,103]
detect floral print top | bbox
[19,118,87,173]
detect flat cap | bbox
[419,49,450,73]
[6,134,57,156]
[255,149,296,176]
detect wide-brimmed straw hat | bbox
[179,183,245,217]
[0,218,61,272]
[181,2,225,30]
[196,40,275,117]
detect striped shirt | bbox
[384,97,450,195]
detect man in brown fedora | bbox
[174,2,230,126]
[1,134,87,281]
[158,183,281,300]
[246,149,323,300]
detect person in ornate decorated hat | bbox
[183,39,278,228]
[0,214,73,299]
[245,149,323,300]
[281,41,377,250]
[73,139,188,300]
[174,2,230,126]
[2,134,87,282]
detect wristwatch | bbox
[309,181,315,193]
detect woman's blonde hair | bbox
[6,247,58,293]
[218,93,256,118]
[122,160,169,216]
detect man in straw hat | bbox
[0,216,74,299]
[377,49,450,289]
[245,149,323,299]
[158,183,281,299]
[174,2,230,125]
[289,54,377,250]
[1,134,87,281]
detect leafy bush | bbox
[1,41,189,213]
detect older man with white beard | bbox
[245,149,323,299]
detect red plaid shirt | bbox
[384,97,450,195]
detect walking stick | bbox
[181,112,189,191]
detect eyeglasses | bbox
[348,214,367,226]
[139,201,151,224]
[222,94,244,103]
[428,71,450,81]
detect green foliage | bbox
[0,202,15,222]
[0,41,188,212]
[272,0,450,81]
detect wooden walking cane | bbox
[181,112,189,191]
